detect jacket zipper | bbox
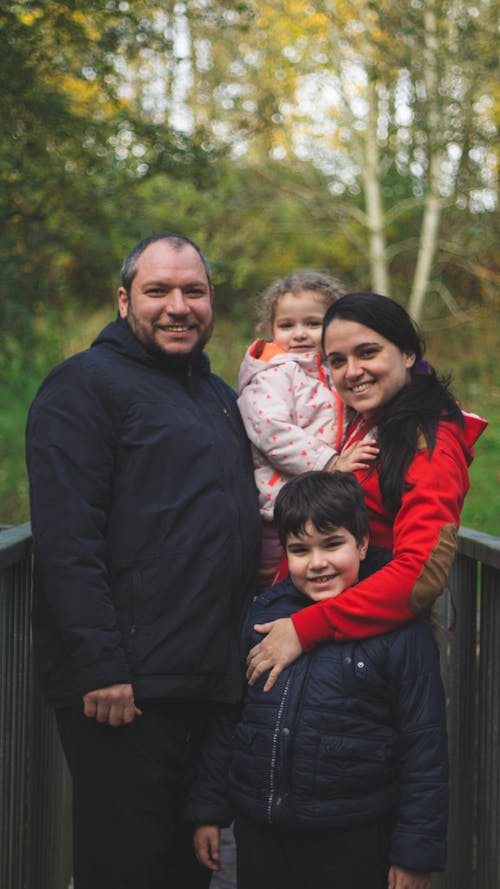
[286,657,313,821]
[266,676,291,822]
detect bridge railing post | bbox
[0,525,72,889]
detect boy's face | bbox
[286,521,368,602]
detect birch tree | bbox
[284,0,497,320]
[187,0,497,320]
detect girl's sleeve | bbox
[237,362,338,474]
[292,425,469,646]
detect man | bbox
[26,233,260,889]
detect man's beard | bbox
[125,306,213,366]
[145,337,208,367]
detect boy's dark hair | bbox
[274,471,369,549]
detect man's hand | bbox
[388,865,431,889]
[246,618,303,691]
[193,825,221,871]
[83,683,142,727]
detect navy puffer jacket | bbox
[189,579,448,873]
[26,317,260,706]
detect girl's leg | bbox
[257,520,283,592]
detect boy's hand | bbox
[388,865,431,889]
[246,618,303,691]
[333,439,378,472]
[193,825,221,871]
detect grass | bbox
[424,310,499,538]
[452,395,498,536]
[1,307,498,537]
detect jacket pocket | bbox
[320,734,393,762]
[111,564,141,656]
[314,732,397,796]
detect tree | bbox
[0,0,216,339]
[173,0,497,321]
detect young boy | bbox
[188,472,448,889]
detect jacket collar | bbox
[258,576,310,608]
[91,315,211,376]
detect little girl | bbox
[237,270,377,589]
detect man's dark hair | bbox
[274,471,369,549]
[120,232,212,296]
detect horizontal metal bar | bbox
[0,523,32,570]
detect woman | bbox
[246,292,487,691]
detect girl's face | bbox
[272,291,327,354]
[324,318,415,420]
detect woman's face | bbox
[324,318,416,420]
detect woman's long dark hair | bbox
[322,293,464,514]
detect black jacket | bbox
[188,579,448,873]
[26,317,261,706]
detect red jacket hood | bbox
[459,411,488,466]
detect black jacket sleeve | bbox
[388,621,449,872]
[185,703,240,826]
[26,357,131,695]
[185,606,258,825]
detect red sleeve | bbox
[292,424,471,646]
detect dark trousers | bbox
[56,700,212,889]
[234,813,390,889]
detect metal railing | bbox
[0,524,72,889]
[1,523,499,888]
[435,528,500,889]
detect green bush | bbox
[1,307,497,536]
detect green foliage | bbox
[424,306,499,538]
[2,306,497,538]
[459,407,499,536]
[0,1,223,343]
[1,0,497,534]
[0,315,64,524]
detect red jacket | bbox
[291,411,488,647]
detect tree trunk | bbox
[408,183,442,322]
[408,3,442,322]
[362,80,390,295]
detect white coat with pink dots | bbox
[237,339,347,520]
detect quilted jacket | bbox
[188,578,449,873]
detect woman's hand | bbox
[193,825,221,871]
[246,618,303,691]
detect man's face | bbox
[118,240,214,359]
